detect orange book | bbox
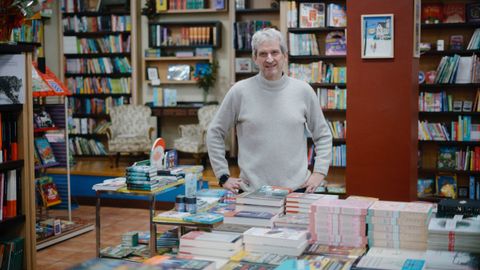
[5,170,17,218]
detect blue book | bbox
[183,213,223,224]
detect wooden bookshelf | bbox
[0,45,36,269]
[418,0,480,200]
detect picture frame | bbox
[361,14,394,59]
[235,58,252,73]
[147,67,159,81]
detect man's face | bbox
[253,40,287,81]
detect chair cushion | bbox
[174,137,205,153]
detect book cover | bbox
[436,174,457,198]
[37,176,61,207]
[234,211,274,219]
[34,137,57,166]
[299,3,325,28]
[0,54,26,105]
[437,146,456,169]
[422,3,443,23]
[163,88,177,107]
[417,178,435,197]
[325,31,347,56]
[443,3,466,23]
[467,3,480,22]
[144,255,215,269]
[182,213,223,224]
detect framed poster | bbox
[414,0,421,58]
[361,14,394,59]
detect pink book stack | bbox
[274,193,338,230]
[367,201,433,250]
[309,199,373,247]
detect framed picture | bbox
[413,0,421,58]
[235,58,252,73]
[147,67,159,81]
[361,14,394,59]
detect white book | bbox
[455,56,474,83]
[63,36,78,54]
[235,204,284,215]
[180,231,242,250]
[243,227,308,247]
[244,241,308,257]
[179,245,239,259]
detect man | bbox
[207,28,332,193]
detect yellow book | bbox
[156,0,167,11]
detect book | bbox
[37,176,61,207]
[163,88,177,107]
[422,3,443,23]
[182,213,223,224]
[325,31,346,56]
[143,255,215,270]
[417,178,435,197]
[235,58,252,73]
[243,227,308,247]
[443,3,465,23]
[436,174,457,199]
[235,190,285,207]
[180,231,242,250]
[437,147,456,169]
[467,3,480,22]
[299,3,325,28]
[0,54,26,105]
[34,137,57,166]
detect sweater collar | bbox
[255,73,289,91]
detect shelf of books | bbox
[418,0,480,201]
[286,0,347,194]
[142,0,227,15]
[0,44,36,270]
[232,1,280,83]
[60,0,138,157]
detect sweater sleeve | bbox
[206,87,238,178]
[305,87,332,176]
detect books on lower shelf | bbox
[34,137,57,166]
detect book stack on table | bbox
[367,201,433,250]
[309,198,373,248]
[428,215,480,253]
[243,227,309,257]
[178,231,243,259]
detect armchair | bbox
[106,105,155,167]
[173,105,219,165]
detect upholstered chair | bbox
[106,105,154,167]
[173,105,219,164]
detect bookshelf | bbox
[418,0,480,201]
[60,0,138,157]
[0,44,36,270]
[285,0,347,194]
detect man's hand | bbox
[302,172,327,193]
[222,177,249,193]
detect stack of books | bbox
[178,231,243,259]
[125,165,160,191]
[428,215,480,253]
[367,201,433,250]
[309,199,373,247]
[223,187,288,227]
[273,193,338,230]
[243,227,309,257]
[229,250,294,267]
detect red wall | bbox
[346,0,419,201]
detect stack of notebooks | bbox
[125,165,160,191]
[309,199,373,247]
[428,215,480,253]
[178,231,243,259]
[243,227,309,256]
[273,193,338,230]
[223,187,288,227]
[367,201,433,250]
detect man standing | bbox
[207,28,332,193]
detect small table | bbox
[95,180,184,257]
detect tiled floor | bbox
[36,206,165,270]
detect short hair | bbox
[251,28,288,58]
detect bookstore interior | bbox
[1,0,480,269]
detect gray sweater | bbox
[207,74,332,191]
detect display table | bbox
[95,180,184,257]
